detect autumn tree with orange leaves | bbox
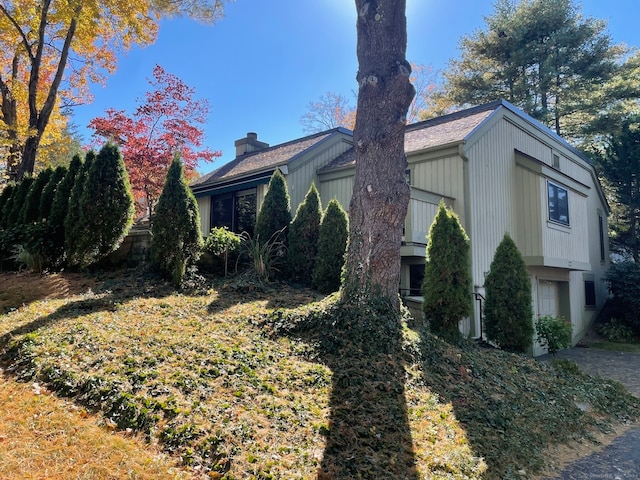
[89,65,220,218]
[0,0,227,182]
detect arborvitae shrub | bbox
[4,177,34,229]
[151,155,203,286]
[484,234,533,353]
[288,183,321,285]
[313,199,348,293]
[422,202,472,341]
[73,144,134,268]
[254,169,291,245]
[65,152,95,267]
[20,168,53,224]
[49,155,82,267]
[0,183,16,228]
[39,165,67,221]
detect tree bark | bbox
[342,0,415,310]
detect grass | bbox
[1,268,639,479]
[0,369,192,479]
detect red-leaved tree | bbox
[89,64,220,217]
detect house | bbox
[191,100,610,356]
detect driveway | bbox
[538,347,640,479]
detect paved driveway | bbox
[538,347,640,479]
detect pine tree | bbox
[313,199,348,294]
[20,168,53,224]
[484,234,533,353]
[73,144,134,268]
[288,183,322,284]
[151,154,203,286]
[254,169,291,244]
[39,165,67,221]
[422,202,472,341]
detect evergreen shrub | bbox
[254,169,291,246]
[151,155,203,286]
[484,234,533,353]
[312,199,348,294]
[422,202,472,341]
[288,183,321,285]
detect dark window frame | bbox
[584,280,596,307]
[547,181,570,226]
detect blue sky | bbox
[71,0,640,174]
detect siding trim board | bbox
[515,150,590,196]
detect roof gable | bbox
[192,128,349,189]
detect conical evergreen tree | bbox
[65,152,95,266]
[0,183,16,228]
[151,154,203,286]
[288,183,322,284]
[20,168,53,224]
[39,165,67,221]
[254,169,291,244]
[313,199,348,293]
[422,202,472,341]
[50,155,82,266]
[484,234,533,353]
[73,144,134,267]
[4,177,34,229]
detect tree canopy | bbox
[437,0,630,140]
[89,64,220,217]
[0,0,227,182]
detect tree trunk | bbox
[342,0,415,311]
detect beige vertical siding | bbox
[514,165,543,257]
[408,198,439,245]
[412,155,466,223]
[197,196,211,236]
[318,175,354,212]
[287,138,352,212]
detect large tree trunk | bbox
[342,0,415,310]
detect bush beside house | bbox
[288,183,322,285]
[313,199,348,294]
[484,234,534,353]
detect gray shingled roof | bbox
[192,129,339,188]
[318,102,499,173]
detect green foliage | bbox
[0,183,16,228]
[598,318,635,343]
[65,152,95,267]
[50,155,82,267]
[20,168,53,224]
[203,226,240,276]
[288,183,321,285]
[605,261,640,333]
[535,315,572,354]
[254,169,291,246]
[151,155,203,286]
[237,228,286,283]
[438,0,626,140]
[484,234,533,353]
[595,115,640,262]
[3,177,34,229]
[312,199,348,294]
[39,165,67,221]
[422,202,472,341]
[72,144,135,268]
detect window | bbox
[210,189,257,236]
[548,182,569,226]
[584,280,596,307]
[553,154,560,169]
[408,264,424,296]
[598,214,605,262]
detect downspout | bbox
[459,142,481,339]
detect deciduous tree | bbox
[89,65,220,217]
[341,0,415,310]
[0,0,227,181]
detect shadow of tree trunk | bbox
[268,300,419,479]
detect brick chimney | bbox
[235,132,269,157]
